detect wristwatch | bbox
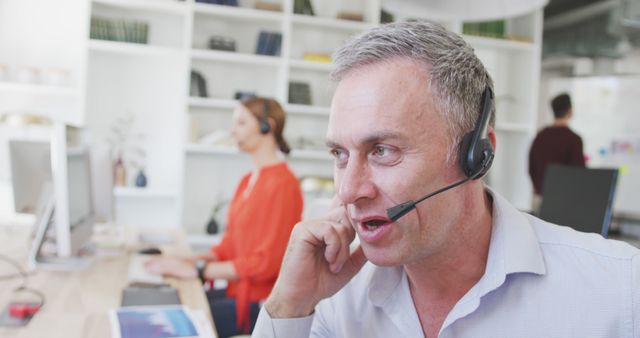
[195,259,207,282]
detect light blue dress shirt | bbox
[253,189,640,338]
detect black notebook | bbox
[121,284,181,307]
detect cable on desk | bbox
[0,253,46,312]
[0,253,28,280]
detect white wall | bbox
[539,60,640,216]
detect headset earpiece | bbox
[459,87,495,179]
[259,99,271,134]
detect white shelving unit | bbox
[456,12,543,210]
[92,0,189,15]
[83,0,541,232]
[190,48,281,66]
[84,0,190,227]
[0,0,89,221]
[0,82,78,97]
[88,39,183,56]
[182,0,378,235]
[0,0,539,231]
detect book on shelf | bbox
[208,36,236,52]
[255,1,282,12]
[293,0,314,16]
[255,31,282,56]
[337,11,364,22]
[380,9,394,24]
[303,53,331,63]
[289,81,312,105]
[90,16,148,44]
[195,0,238,6]
[462,20,506,39]
[190,71,208,98]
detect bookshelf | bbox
[81,0,541,230]
[182,0,381,235]
[0,0,540,232]
[459,12,542,210]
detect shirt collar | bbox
[487,187,546,277]
[442,187,547,331]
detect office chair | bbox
[538,164,619,237]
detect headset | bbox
[387,87,495,222]
[259,98,271,134]
[459,87,495,179]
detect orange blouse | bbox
[210,162,303,332]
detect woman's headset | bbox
[259,99,271,134]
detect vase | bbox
[135,169,147,188]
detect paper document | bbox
[109,306,215,338]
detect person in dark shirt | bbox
[528,93,585,211]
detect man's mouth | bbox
[363,219,388,230]
[359,216,392,231]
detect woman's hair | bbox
[240,96,291,154]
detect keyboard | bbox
[127,254,164,285]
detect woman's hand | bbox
[144,256,197,279]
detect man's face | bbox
[327,58,465,266]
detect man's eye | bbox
[373,145,388,156]
[370,145,400,165]
[330,148,345,158]
[330,148,348,166]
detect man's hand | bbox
[265,205,368,318]
[144,256,197,279]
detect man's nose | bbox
[337,158,377,205]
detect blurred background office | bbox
[2,1,640,337]
[1,0,639,258]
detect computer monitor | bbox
[8,141,51,214]
[28,124,96,269]
[538,164,619,237]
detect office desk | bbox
[0,225,216,338]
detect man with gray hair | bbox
[253,21,639,337]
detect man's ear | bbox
[488,126,497,151]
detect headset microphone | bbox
[386,87,495,222]
[387,152,493,222]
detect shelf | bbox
[463,35,535,52]
[185,144,332,161]
[92,0,188,15]
[193,2,283,23]
[185,144,239,155]
[289,59,333,72]
[114,186,176,199]
[190,49,281,67]
[285,104,330,116]
[188,99,330,116]
[0,81,78,97]
[188,97,238,109]
[291,14,374,31]
[89,39,183,56]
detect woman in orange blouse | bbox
[146,97,303,337]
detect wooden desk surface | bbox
[0,225,216,338]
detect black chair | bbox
[539,164,619,237]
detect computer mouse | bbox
[138,247,162,255]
